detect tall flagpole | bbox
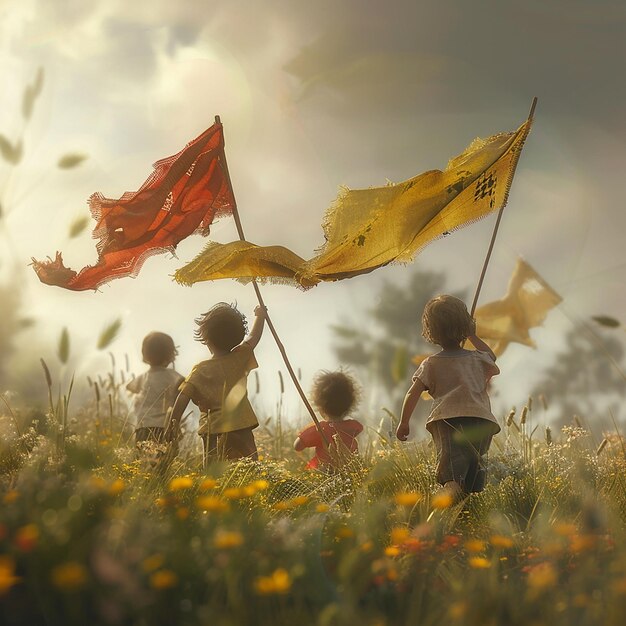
[470,97,538,316]
[215,116,330,448]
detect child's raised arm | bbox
[396,378,427,441]
[467,333,496,361]
[243,305,267,349]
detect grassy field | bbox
[1,380,626,626]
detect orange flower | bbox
[15,524,39,552]
[214,530,244,549]
[0,557,21,595]
[142,554,165,573]
[468,557,491,569]
[108,479,125,496]
[150,569,178,590]
[168,476,193,492]
[198,478,218,491]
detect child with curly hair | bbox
[168,303,266,464]
[126,332,184,446]
[396,295,501,501]
[294,371,363,470]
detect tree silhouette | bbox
[330,268,466,416]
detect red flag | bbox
[32,121,235,290]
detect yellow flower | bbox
[51,562,87,591]
[394,492,422,507]
[335,526,354,539]
[431,492,453,510]
[0,557,21,595]
[222,488,243,500]
[168,476,193,492]
[254,569,292,595]
[196,496,229,513]
[527,562,557,590]
[490,535,514,549]
[360,541,374,553]
[142,554,165,573]
[554,522,577,537]
[316,504,330,513]
[198,478,218,491]
[214,530,244,549]
[468,557,491,569]
[385,546,401,557]
[464,539,486,553]
[252,480,269,491]
[292,495,309,506]
[3,490,19,505]
[272,496,309,511]
[15,524,39,552]
[150,569,178,590]
[242,485,257,497]
[108,479,125,496]
[390,526,410,545]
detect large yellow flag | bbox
[475,258,562,356]
[174,116,532,288]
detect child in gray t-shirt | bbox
[126,332,184,445]
[396,295,500,501]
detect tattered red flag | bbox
[32,121,234,290]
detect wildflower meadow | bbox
[1,365,626,626]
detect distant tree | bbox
[330,268,466,419]
[531,321,625,431]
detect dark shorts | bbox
[429,417,498,493]
[201,427,258,465]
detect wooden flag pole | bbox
[470,97,538,316]
[215,116,330,448]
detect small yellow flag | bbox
[475,258,562,356]
[174,117,532,288]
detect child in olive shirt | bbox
[168,303,266,465]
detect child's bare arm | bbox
[244,306,267,349]
[294,436,305,451]
[166,391,191,440]
[396,378,427,441]
[467,334,496,361]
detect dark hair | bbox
[311,370,360,421]
[422,295,475,347]
[194,303,248,352]
[142,332,178,366]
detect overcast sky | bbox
[1,0,624,425]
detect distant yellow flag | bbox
[174,116,532,288]
[475,259,562,356]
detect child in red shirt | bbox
[294,371,363,470]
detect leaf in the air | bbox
[592,315,621,328]
[58,327,70,364]
[97,319,122,350]
[21,67,44,120]
[58,153,88,169]
[0,135,22,164]
[68,215,90,238]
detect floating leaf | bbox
[57,153,88,169]
[58,327,70,364]
[0,135,22,165]
[592,315,621,328]
[97,319,122,350]
[68,215,90,238]
[18,318,36,329]
[22,68,45,120]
